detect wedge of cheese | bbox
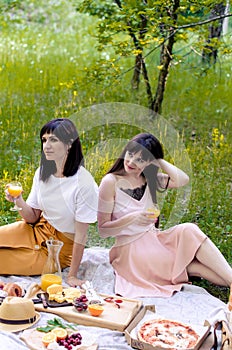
[48,293,56,301]
[47,283,63,295]
[54,293,66,303]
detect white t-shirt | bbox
[26,166,98,234]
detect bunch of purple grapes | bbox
[73,294,88,312]
[57,332,82,349]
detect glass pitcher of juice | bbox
[41,238,63,291]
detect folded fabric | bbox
[206,304,232,333]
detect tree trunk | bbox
[141,57,153,107]
[130,8,148,91]
[222,0,230,35]
[151,35,175,114]
[202,3,226,64]
[131,54,142,90]
[151,0,179,113]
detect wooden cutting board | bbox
[20,328,98,350]
[34,293,142,332]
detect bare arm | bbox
[66,221,88,287]
[155,159,189,189]
[5,191,41,224]
[98,174,155,238]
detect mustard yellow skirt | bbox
[0,216,73,275]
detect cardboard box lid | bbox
[222,320,232,350]
[125,305,211,350]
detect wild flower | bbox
[211,128,226,149]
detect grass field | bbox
[0,0,231,301]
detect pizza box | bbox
[34,292,142,332]
[221,306,232,350]
[221,321,231,350]
[124,305,211,350]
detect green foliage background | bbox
[0,0,231,299]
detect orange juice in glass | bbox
[146,204,160,219]
[41,274,62,291]
[6,181,23,211]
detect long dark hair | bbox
[39,118,84,182]
[108,133,165,204]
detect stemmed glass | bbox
[146,203,160,230]
[5,181,23,211]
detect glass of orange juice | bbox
[41,273,62,291]
[146,203,160,219]
[6,181,23,211]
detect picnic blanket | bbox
[0,247,229,349]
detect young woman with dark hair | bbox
[1,118,98,287]
[98,133,232,298]
[39,118,84,181]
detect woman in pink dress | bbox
[98,133,232,298]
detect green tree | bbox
[75,0,231,113]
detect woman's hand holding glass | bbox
[146,204,160,218]
[128,207,160,226]
[145,204,160,229]
[5,181,23,211]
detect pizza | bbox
[137,318,199,349]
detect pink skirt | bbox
[110,223,207,298]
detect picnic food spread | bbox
[137,318,200,349]
[34,282,142,332]
[1,277,226,349]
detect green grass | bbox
[0,0,231,302]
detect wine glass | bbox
[6,181,23,211]
[146,203,160,219]
[146,203,160,230]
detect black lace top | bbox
[120,183,147,201]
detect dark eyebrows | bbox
[42,134,59,141]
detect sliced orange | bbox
[51,327,68,340]
[42,332,57,347]
[88,304,104,317]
